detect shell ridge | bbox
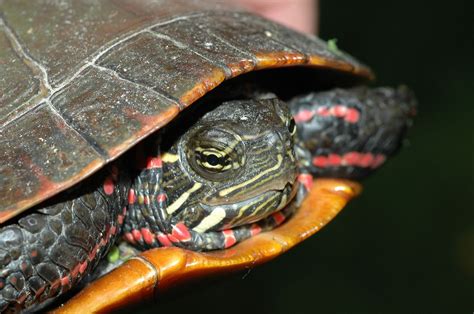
[51,13,207,94]
[89,63,182,111]
[0,16,52,129]
[1,12,206,131]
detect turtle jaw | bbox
[191,181,296,233]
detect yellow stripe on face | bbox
[239,193,279,225]
[218,154,283,197]
[166,182,202,214]
[192,207,226,233]
[162,152,180,163]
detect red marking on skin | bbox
[60,276,70,286]
[17,292,27,304]
[103,177,114,195]
[34,285,46,298]
[141,228,155,245]
[117,214,124,225]
[110,225,117,235]
[359,153,374,168]
[272,212,286,225]
[250,224,262,236]
[144,195,150,205]
[328,154,342,166]
[314,152,386,169]
[295,106,360,124]
[157,233,173,247]
[132,229,143,242]
[297,173,314,191]
[343,152,360,166]
[372,154,386,168]
[100,238,107,247]
[146,156,163,169]
[123,207,127,215]
[317,106,330,116]
[157,193,167,202]
[30,250,38,258]
[345,108,360,123]
[171,222,191,242]
[79,261,88,274]
[332,105,348,117]
[293,109,314,123]
[89,244,100,261]
[312,156,328,168]
[222,229,237,248]
[124,232,135,244]
[106,226,114,240]
[71,264,81,279]
[167,234,180,243]
[128,189,136,204]
[49,280,60,296]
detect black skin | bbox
[0,87,415,312]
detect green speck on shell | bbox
[107,245,120,263]
[327,38,340,54]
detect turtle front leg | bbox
[291,86,416,201]
[0,165,130,312]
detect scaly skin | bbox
[0,164,131,312]
[0,89,415,312]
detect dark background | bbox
[138,1,473,313]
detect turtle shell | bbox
[0,0,372,223]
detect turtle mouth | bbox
[194,182,296,233]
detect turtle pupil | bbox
[207,154,220,166]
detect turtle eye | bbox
[206,154,220,166]
[195,149,232,172]
[287,118,296,135]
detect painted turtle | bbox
[0,0,415,312]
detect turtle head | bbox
[163,98,298,241]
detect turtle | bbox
[0,0,416,312]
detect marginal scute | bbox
[96,32,227,105]
[197,12,306,67]
[152,18,256,78]
[0,104,104,221]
